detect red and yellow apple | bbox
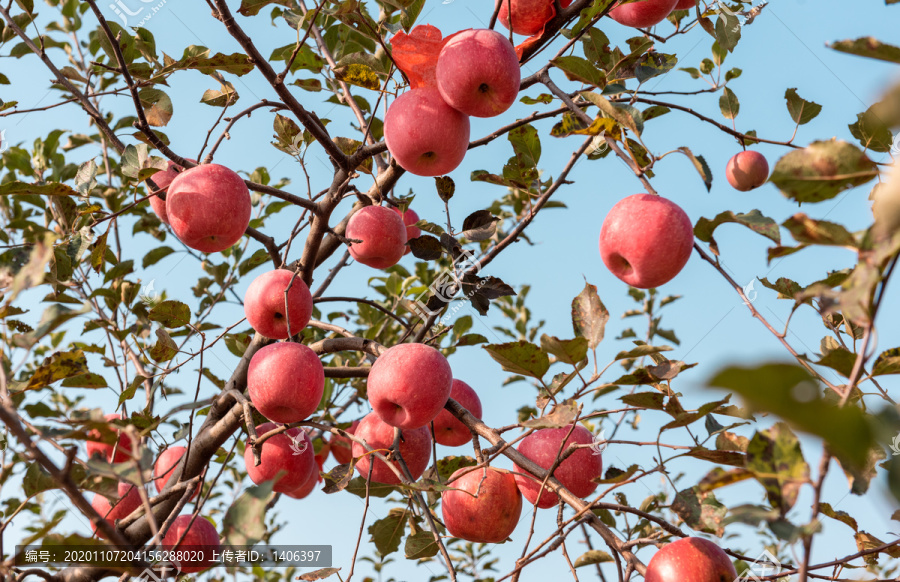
[91,481,142,539]
[346,205,409,269]
[497,0,573,36]
[248,342,325,424]
[153,446,199,500]
[148,159,197,224]
[441,467,522,543]
[352,412,432,485]
[644,537,737,582]
[609,0,679,28]
[726,151,769,191]
[433,379,483,447]
[243,422,316,493]
[393,207,421,256]
[244,269,313,340]
[162,514,221,574]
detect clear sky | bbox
[3,0,900,580]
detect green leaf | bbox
[508,124,542,168]
[784,88,822,125]
[0,181,78,197]
[368,508,407,556]
[718,87,740,119]
[405,529,440,559]
[239,0,291,16]
[571,282,609,350]
[770,140,878,203]
[149,328,178,363]
[619,392,666,410]
[745,423,810,515]
[820,501,858,532]
[142,246,174,269]
[552,56,606,87]
[138,88,173,127]
[615,344,673,361]
[540,335,588,365]
[334,63,381,90]
[434,176,454,202]
[483,341,549,379]
[873,348,900,375]
[23,350,88,391]
[573,550,614,567]
[782,214,856,247]
[671,486,725,536]
[828,37,900,64]
[677,147,713,192]
[694,210,780,256]
[61,373,108,389]
[849,107,894,152]
[148,300,191,328]
[523,402,578,429]
[222,481,275,546]
[581,91,642,136]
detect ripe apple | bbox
[441,467,522,543]
[609,0,679,28]
[166,163,251,253]
[512,424,603,508]
[243,422,316,493]
[644,537,737,582]
[352,412,432,485]
[330,419,359,465]
[153,446,200,500]
[86,413,133,464]
[433,379,483,447]
[248,342,325,424]
[673,0,696,8]
[286,446,324,499]
[148,159,197,224]
[393,207,421,256]
[598,193,694,289]
[162,514,221,574]
[244,269,313,339]
[436,29,521,118]
[384,87,470,177]
[345,205,408,269]
[497,0,573,36]
[726,150,769,191]
[91,481,142,539]
[367,343,453,430]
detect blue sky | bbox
[4,0,900,580]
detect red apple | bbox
[330,419,359,465]
[512,424,603,508]
[609,0,679,28]
[598,193,693,289]
[286,445,324,499]
[433,379,483,447]
[243,422,315,493]
[85,413,133,464]
[673,0,695,8]
[644,537,737,582]
[726,150,769,191]
[248,342,325,424]
[148,159,197,224]
[497,0,573,36]
[441,467,522,543]
[162,514,221,574]
[153,446,200,501]
[166,163,251,253]
[244,269,313,339]
[352,412,432,485]
[91,481,142,539]
[346,205,408,269]
[393,207,421,256]
[367,343,453,430]
[384,87,470,177]
[436,29,521,118]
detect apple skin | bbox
[441,467,522,543]
[162,514,221,574]
[330,419,359,465]
[384,87,470,177]
[243,422,316,493]
[367,343,453,430]
[393,207,421,256]
[726,151,769,191]
[244,269,313,340]
[286,447,325,499]
[166,163,251,253]
[148,159,197,224]
[512,425,603,508]
[433,379,483,447]
[86,413,133,464]
[248,343,325,424]
[346,205,409,269]
[436,29,521,118]
[609,0,679,28]
[598,193,694,289]
[91,481,142,539]
[153,446,200,500]
[497,0,573,36]
[644,537,737,582]
[673,0,696,8]
[351,412,432,485]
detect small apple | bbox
[436,29,521,118]
[162,514,221,574]
[86,413,133,464]
[513,424,603,508]
[497,0,573,36]
[248,342,325,424]
[346,205,408,269]
[286,446,325,500]
[609,0,679,28]
[148,159,197,224]
[644,537,737,582]
[726,151,769,191]
[243,422,316,493]
[91,481,142,539]
[367,343,453,430]
[352,412,432,485]
[393,207,421,256]
[433,379,483,447]
[441,467,522,543]
[673,0,696,8]
[598,193,693,289]
[244,269,313,339]
[166,163,251,253]
[330,419,359,465]
[384,87,470,177]
[153,446,200,500]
